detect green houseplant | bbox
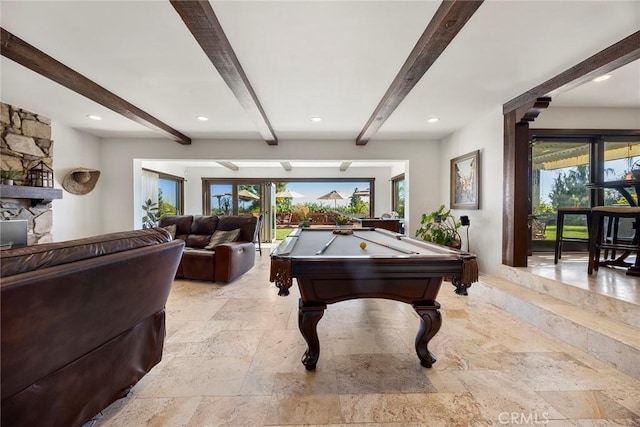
[1,168,17,185]
[294,205,311,228]
[142,198,159,229]
[416,204,462,248]
[335,214,352,226]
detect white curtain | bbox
[141,170,159,206]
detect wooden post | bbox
[503,112,530,266]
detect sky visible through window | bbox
[159,178,177,207]
[280,181,370,207]
[539,157,638,205]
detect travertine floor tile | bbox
[93,250,640,426]
[266,394,344,425]
[538,391,638,419]
[136,356,251,398]
[187,396,271,426]
[98,397,201,427]
[334,354,436,394]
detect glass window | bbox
[237,184,261,216]
[531,141,591,242]
[392,174,405,218]
[158,175,183,216]
[205,178,374,221]
[604,141,639,205]
[209,183,233,215]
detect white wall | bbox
[51,122,102,241]
[439,107,504,275]
[532,107,640,129]
[98,138,442,235]
[141,160,187,178]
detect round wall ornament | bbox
[62,168,100,195]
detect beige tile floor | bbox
[527,253,639,304]
[93,251,640,426]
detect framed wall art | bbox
[450,150,480,210]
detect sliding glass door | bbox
[530,139,592,250]
[603,140,640,205]
[206,182,261,216]
[204,179,276,243]
[529,134,639,253]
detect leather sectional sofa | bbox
[0,228,184,427]
[158,214,258,282]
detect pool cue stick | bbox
[316,235,338,255]
[353,234,417,254]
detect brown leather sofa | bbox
[158,214,258,282]
[0,228,184,427]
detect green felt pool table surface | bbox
[273,227,462,258]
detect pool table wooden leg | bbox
[298,299,326,371]
[413,302,442,368]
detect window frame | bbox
[391,173,405,218]
[203,177,375,218]
[143,168,184,216]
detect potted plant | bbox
[335,214,352,226]
[1,169,17,185]
[142,198,159,229]
[415,204,462,248]
[294,205,311,228]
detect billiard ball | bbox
[359,241,367,249]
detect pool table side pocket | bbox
[270,257,293,296]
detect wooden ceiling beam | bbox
[504,30,640,120]
[0,27,191,145]
[515,97,551,123]
[356,0,484,145]
[171,0,278,145]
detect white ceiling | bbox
[1,0,639,143]
[142,159,406,171]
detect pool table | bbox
[269,227,478,370]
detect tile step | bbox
[496,264,640,329]
[473,275,640,380]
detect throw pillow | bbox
[204,229,241,250]
[161,224,177,240]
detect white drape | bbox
[141,170,159,206]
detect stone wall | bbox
[1,102,54,244]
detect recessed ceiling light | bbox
[427,117,440,123]
[196,115,209,121]
[87,115,102,121]
[310,117,322,122]
[592,74,611,83]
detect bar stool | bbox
[588,206,640,274]
[554,207,592,264]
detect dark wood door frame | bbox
[502,31,640,267]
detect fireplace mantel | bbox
[0,184,63,206]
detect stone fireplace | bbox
[1,102,59,244]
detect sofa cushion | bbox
[191,215,219,235]
[161,224,177,239]
[186,234,211,249]
[217,215,258,242]
[158,215,193,240]
[204,229,241,250]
